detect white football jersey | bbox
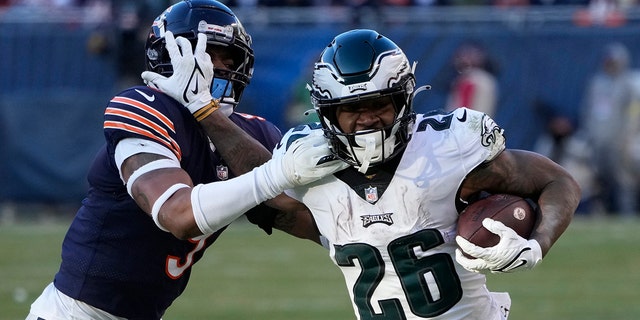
[285,108,508,320]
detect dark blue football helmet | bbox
[145,0,254,107]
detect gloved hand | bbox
[253,126,348,201]
[455,218,542,274]
[141,31,216,118]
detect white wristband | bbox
[528,239,543,268]
[151,183,190,232]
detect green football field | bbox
[1,215,639,319]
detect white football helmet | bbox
[310,29,417,173]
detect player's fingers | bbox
[194,33,213,72]
[194,33,208,56]
[164,31,180,58]
[455,248,471,263]
[456,235,478,251]
[456,236,480,257]
[175,36,194,59]
[141,71,164,88]
[141,71,162,83]
[482,218,512,237]
[456,236,487,258]
[455,249,488,272]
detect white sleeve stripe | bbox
[105,121,182,160]
[126,159,181,197]
[151,183,190,232]
[115,138,179,172]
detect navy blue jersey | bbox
[53,86,282,319]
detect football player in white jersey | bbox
[276,29,581,319]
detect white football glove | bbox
[141,31,214,114]
[253,127,348,201]
[455,218,542,274]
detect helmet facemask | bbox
[205,41,254,108]
[315,82,416,173]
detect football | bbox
[457,194,536,255]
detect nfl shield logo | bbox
[216,165,229,181]
[365,186,378,203]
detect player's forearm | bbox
[533,173,580,257]
[129,162,283,239]
[266,194,322,244]
[491,150,580,256]
[199,111,272,175]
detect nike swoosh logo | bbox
[191,77,199,95]
[316,154,339,165]
[456,109,467,122]
[503,259,527,272]
[135,89,155,102]
[183,59,204,103]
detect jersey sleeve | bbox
[412,108,506,177]
[231,112,284,152]
[451,107,505,164]
[103,87,183,161]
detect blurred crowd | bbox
[1,0,639,8]
[534,42,640,217]
[1,0,638,29]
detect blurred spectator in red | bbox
[445,41,498,117]
[573,0,626,27]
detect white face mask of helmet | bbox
[310,29,420,173]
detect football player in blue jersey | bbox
[270,29,582,319]
[26,1,346,319]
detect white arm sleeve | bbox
[191,167,271,235]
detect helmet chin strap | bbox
[358,136,377,174]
